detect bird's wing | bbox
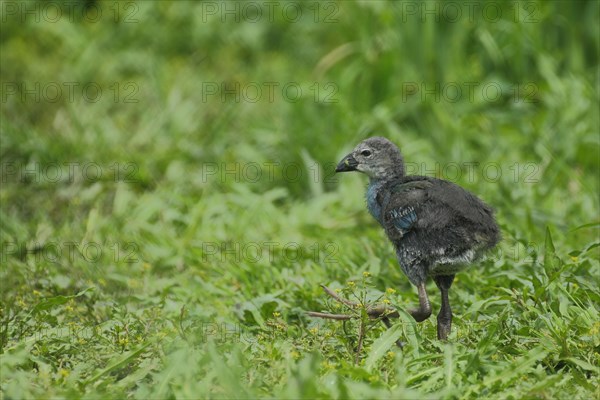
[380,179,434,237]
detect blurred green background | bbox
[1,0,599,398]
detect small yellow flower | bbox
[386,288,396,295]
[362,271,371,278]
[383,299,391,305]
[570,256,579,263]
[386,351,395,359]
[273,312,281,318]
[59,369,69,378]
[309,327,319,335]
[347,281,355,288]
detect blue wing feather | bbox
[377,178,431,237]
[388,206,417,236]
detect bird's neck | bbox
[368,172,403,186]
[370,162,405,183]
[367,178,384,188]
[366,171,404,224]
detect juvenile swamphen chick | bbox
[336,137,500,340]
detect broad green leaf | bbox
[84,341,153,385]
[29,287,93,316]
[365,322,403,371]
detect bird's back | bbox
[377,175,500,275]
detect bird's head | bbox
[335,136,405,180]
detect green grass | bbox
[1,0,599,398]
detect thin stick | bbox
[320,284,356,307]
[366,304,400,319]
[306,311,352,320]
[355,320,365,365]
[308,285,401,320]
[308,284,406,352]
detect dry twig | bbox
[307,284,404,351]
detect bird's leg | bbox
[433,275,455,340]
[408,282,432,322]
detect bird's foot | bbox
[437,317,452,340]
[408,308,432,322]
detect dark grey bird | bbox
[335,137,500,340]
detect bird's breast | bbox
[366,181,384,225]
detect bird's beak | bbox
[335,153,359,172]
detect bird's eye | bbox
[361,149,372,157]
